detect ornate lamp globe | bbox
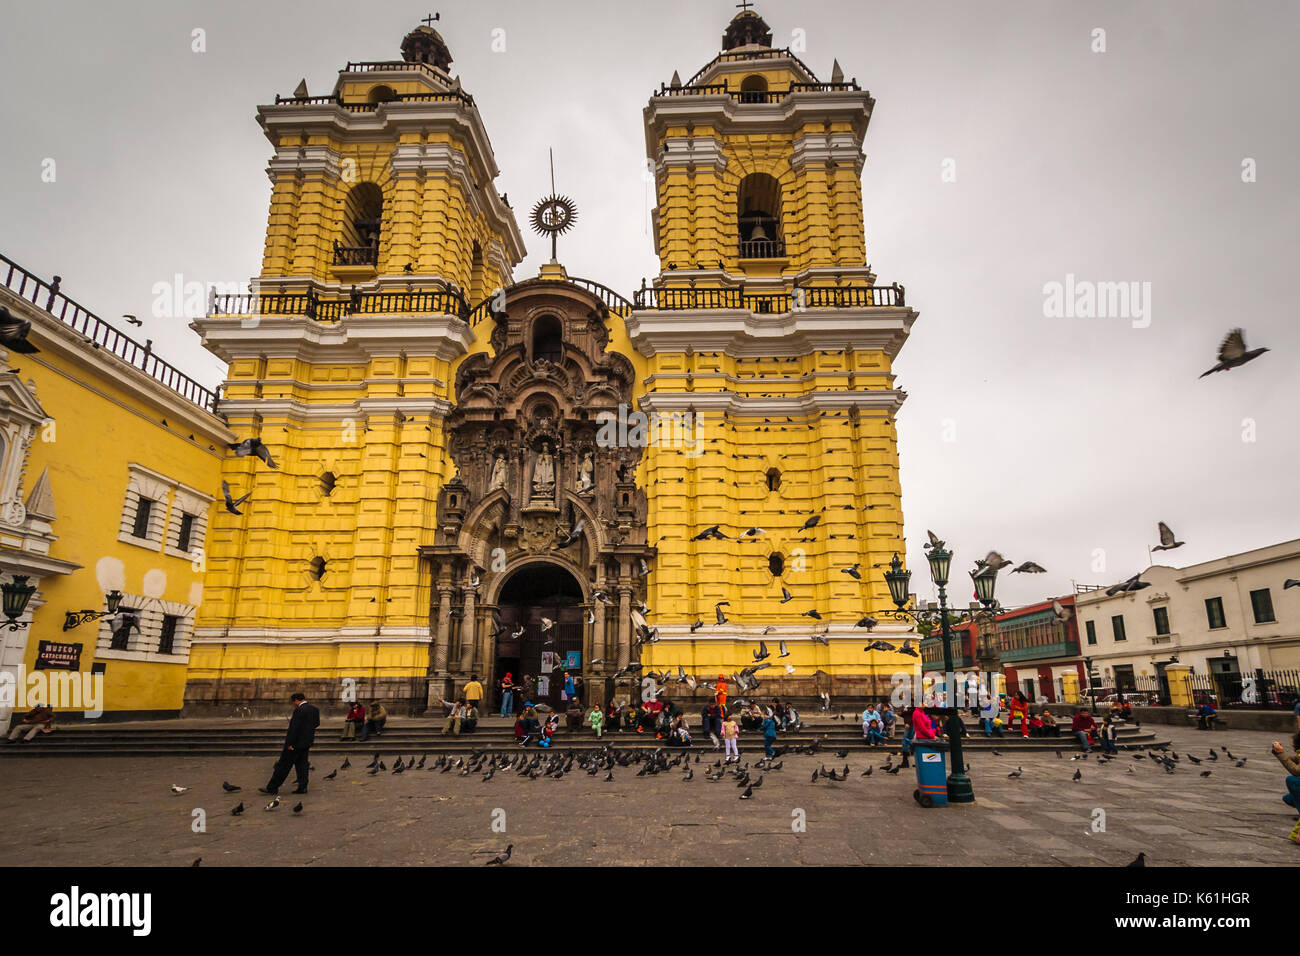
[926,545,952,588]
[1,575,37,624]
[105,589,124,614]
[971,566,999,607]
[884,553,911,609]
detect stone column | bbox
[433,586,453,673]
[459,586,477,675]
[593,566,607,667]
[617,583,631,670]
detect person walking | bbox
[722,710,741,763]
[260,692,320,796]
[499,672,515,717]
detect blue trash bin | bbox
[913,740,949,808]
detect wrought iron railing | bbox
[632,283,905,311]
[684,48,840,89]
[464,276,635,325]
[657,81,862,102]
[739,238,786,259]
[209,287,469,323]
[0,252,220,412]
[332,243,378,266]
[1133,669,1300,709]
[272,87,476,110]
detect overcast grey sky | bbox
[1,0,1296,608]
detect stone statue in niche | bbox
[489,453,507,491]
[531,442,556,496]
[577,450,595,493]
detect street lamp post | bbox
[884,545,999,805]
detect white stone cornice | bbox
[192,627,432,644]
[214,396,456,423]
[624,305,916,360]
[657,136,728,175]
[190,313,475,365]
[636,390,907,417]
[266,144,344,182]
[790,132,866,174]
[643,89,874,158]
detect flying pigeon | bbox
[801,609,822,620]
[753,641,770,662]
[692,524,728,541]
[221,480,252,515]
[842,564,861,580]
[1152,522,1183,552]
[779,587,793,604]
[778,640,790,657]
[1011,561,1046,574]
[799,514,820,531]
[1106,574,1151,597]
[0,306,41,353]
[854,616,878,629]
[1284,579,1300,590]
[553,519,586,549]
[715,601,730,625]
[924,530,944,550]
[976,551,1014,571]
[229,437,277,468]
[1051,599,1073,622]
[1199,328,1269,378]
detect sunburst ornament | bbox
[530,194,577,259]
[530,148,578,260]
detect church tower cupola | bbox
[722,5,772,51]
[401,15,454,71]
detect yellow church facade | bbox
[0,255,230,722]
[186,9,918,716]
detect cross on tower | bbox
[421,12,440,27]
[735,1,754,11]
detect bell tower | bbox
[631,6,918,698]
[187,20,525,714]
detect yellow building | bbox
[0,253,230,723]
[189,10,918,716]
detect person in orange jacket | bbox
[715,674,728,714]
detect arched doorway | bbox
[494,561,584,711]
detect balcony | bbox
[208,288,469,323]
[997,638,1077,664]
[331,242,378,267]
[632,283,905,311]
[738,238,786,259]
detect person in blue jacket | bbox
[760,712,779,758]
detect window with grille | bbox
[1153,606,1170,635]
[1205,597,1227,630]
[131,499,153,538]
[158,614,180,654]
[176,513,195,553]
[110,609,139,651]
[1249,588,1275,624]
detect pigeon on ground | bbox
[486,844,513,865]
[1008,767,1023,778]
[170,785,189,794]
[222,781,241,792]
[265,797,280,811]
[1126,852,1146,867]
[1199,328,1269,378]
[324,769,338,780]
[293,802,303,814]
[1073,769,1082,782]
[1200,770,1212,777]
[340,758,351,770]
[739,785,754,799]
[231,802,244,815]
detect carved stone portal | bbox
[421,278,654,708]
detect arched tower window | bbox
[765,468,781,492]
[531,314,564,364]
[334,182,383,266]
[469,240,485,303]
[738,173,782,258]
[366,84,398,104]
[739,74,769,103]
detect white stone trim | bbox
[191,626,432,644]
[636,390,907,417]
[96,593,196,663]
[190,312,476,366]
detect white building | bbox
[1074,539,1300,701]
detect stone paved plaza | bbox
[1,725,1296,867]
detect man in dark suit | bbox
[260,692,321,795]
